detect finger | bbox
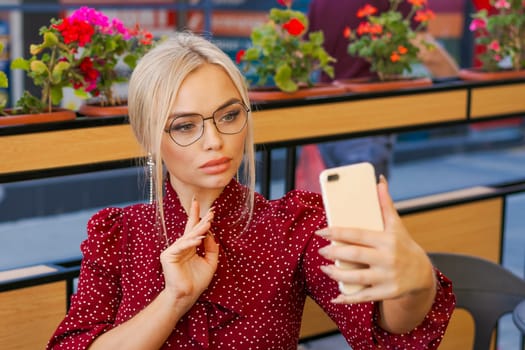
[184,196,200,233]
[163,235,206,259]
[185,207,214,240]
[377,175,399,227]
[331,284,396,304]
[320,264,383,287]
[316,226,384,248]
[318,243,381,265]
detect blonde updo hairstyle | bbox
[128,32,255,237]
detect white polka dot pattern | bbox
[47,179,455,349]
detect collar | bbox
[163,178,249,347]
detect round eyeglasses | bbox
[164,101,249,147]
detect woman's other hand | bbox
[160,198,219,308]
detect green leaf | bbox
[11,57,30,71]
[274,63,297,92]
[51,61,70,84]
[50,85,63,105]
[30,60,48,75]
[42,32,59,47]
[0,71,8,89]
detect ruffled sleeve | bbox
[370,268,455,349]
[47,207,125,349]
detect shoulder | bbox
[259,189,326,229]
[81,203,153,266]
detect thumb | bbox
[377,174,398,227]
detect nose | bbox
[201,117,223,150]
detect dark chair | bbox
[514,299,525,334]
[428,252,525,350]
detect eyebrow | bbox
[168,98,243,120]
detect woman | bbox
[47,32,455,349]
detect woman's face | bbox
[161,63,247,198]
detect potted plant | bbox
[236,0,343,101]
[337,0,435,92]
[54,6,156,116]
[460,0,525,81]
[10,6,156,121]
[2,20,78,126]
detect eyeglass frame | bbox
[163,100,250,147]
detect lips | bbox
[200,157,232,175]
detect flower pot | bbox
[248,83,346,102]
[78,102,128,117]
[333,76,433,93]
[0,107,76,127]
[458,68,525,81]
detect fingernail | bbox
[320,265,332,274]
[318,246,329,256]
[379,174,387,184]
[331,296,344,304]
[315,228,329,237]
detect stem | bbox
[44,47,57,113]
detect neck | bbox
[169,174,226,217]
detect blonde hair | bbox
[128,32,255,240]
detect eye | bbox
[170,116,201,133]
[219,110,240,123]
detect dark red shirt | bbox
[48,179,455,349]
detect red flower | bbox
[414,9,435,23]
[277,0,293,7]
[407,0,427,8]
[343,26,351,39]
[357,4,378,18]
[78,57,99,91]
[235,50,245,64]
[356,22,383,36]
[397,45,408,54]
[283,18,305,36]
[390,52,401,62]
[53,18,95,47]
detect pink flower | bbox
[494,0,510,9]
[488,40,501,52]
[469,18,486,31]
[70,6,109,28]
[111,18,131,39]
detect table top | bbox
[514,299,525,333]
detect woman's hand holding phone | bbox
[318,163,435,304]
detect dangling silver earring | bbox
[147,154,154,204]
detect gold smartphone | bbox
[319,162,384,295]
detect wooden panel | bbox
[403,198,503,262]
[253,90,467,143]
[0,281,66,350]
[300,297,337,339]
[0,124,145,175]
[470,83,525,118]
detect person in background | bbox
[47,32,455,349]
[296,0,460,192]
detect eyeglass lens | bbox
[167,102,248,146]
